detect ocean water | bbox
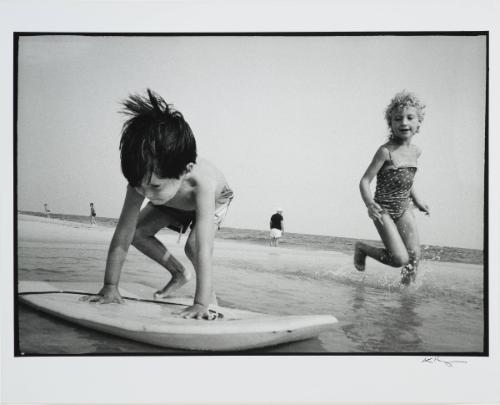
[20,211,484,265]
[16,215,485,355]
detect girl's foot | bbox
[354,242,367,271]
[154,269,192,299]
[400,265,416,285]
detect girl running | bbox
[354,91,430,285]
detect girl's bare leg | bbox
[354,213,410,271]
[395,210,421,284]
[131,205,192,298]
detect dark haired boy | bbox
[88,89,233,320]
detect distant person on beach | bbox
[43,203,51,218]
[269,208,284,247]
[86,89,233,320]
[90,203,97,226]
[354,91,430,285]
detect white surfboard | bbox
[18,280,338,351]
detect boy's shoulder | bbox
[192,158,220,180]
[190,158,227,190]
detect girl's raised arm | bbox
[359,147,388,224]
[359,147,388,206]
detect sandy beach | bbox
[16,214,484,354]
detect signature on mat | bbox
[422,356,468,367]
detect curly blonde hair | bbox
[385,90,426,140]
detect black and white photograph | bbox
[2,1,499,404]
[14,32,487,355]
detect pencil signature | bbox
[422,356,468,367]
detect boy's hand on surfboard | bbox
[83,284,124,304]
[177,303,217,321]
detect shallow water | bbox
[16,232,485,355]
[20,210,484,265]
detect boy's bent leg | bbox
[131,204,192,297]
[153,254,193,298]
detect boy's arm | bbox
[104,185,144,284]
[193,183,216,306]
[179,182,216,319]
[359,147,387,224]
[89,185,144,303]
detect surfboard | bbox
[18,280,338,351]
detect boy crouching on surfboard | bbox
[87,89,233,320]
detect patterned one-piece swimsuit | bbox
[374,151,417,221]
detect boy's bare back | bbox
[152,157,228,211]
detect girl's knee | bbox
[390,251,409,267]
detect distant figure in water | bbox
[43,203,51,218]
[354,91,430,285]
[90,202,97,226]
[269,208,284,247]
[85,89,233,321]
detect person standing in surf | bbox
[90,202,97,226]
[87,89,233,320]
[43,203,51,218]
[269,208,284,247]
[354,91,430,285]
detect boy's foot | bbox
[154,269,192,299]
[354,242,366,271]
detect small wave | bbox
[237,259,483,307]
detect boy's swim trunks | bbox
[151,184,234,234]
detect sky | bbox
[16,34,486,249]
